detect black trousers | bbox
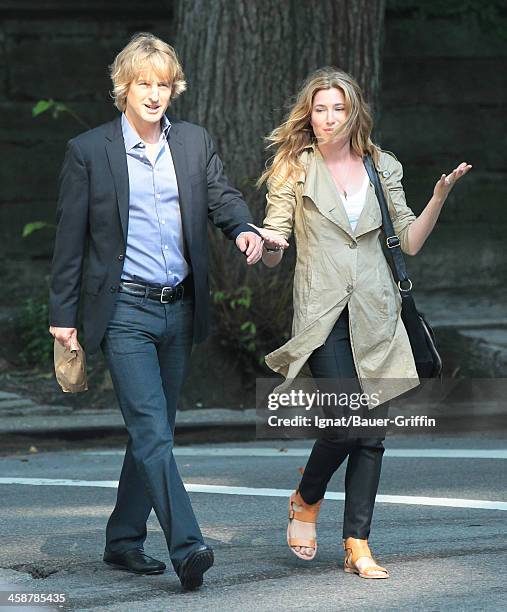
[298,305,387,540]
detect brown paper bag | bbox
[53,339,88,393]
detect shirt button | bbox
[157,194,161,199]
[161,220,166,225]
[348,242,357,249]
[164,245,168,250]
[346,284,353,293]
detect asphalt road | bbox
[0,435,506,611]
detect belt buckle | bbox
[160,286,174,304]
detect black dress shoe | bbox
[178,544,214,590]
[103,549,166,575]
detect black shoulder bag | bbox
[363,154,442,379]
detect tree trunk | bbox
[174,0,385,202]
[173,0,386,376]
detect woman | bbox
[254,67,471,579]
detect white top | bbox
[341,176,369,231]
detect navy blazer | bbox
[49,116,256,354]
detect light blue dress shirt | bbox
[121,113,190,287]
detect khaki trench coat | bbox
[263,145,420,406]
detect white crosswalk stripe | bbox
[82,447,507,459]
[0,477,505,511]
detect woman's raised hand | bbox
[248,224,289,250]
[433,162,472,201]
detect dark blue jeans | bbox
[101,290,203,571]
[298,305,387,539]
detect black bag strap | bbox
[363,154,412,292]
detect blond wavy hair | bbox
[258,67,379,187]
[109,33,186,112]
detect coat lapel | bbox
[166,120,193,251]
[354,183,382,238]
[105,119,129,242]
[302,149,382,240]
[303,154,355,239]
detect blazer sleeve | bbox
[381,154,417,255]
[48,139,89,327]
[203,129,260,240]
[262,174,297,241]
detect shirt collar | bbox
[121,113,171,152]
[160,114,171,137]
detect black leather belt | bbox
[119,276,191,304]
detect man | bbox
[49,32,263,590]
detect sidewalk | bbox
[1,387,505,446]
[0,390,256,438]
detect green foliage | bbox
[18,298,52,366]
[211,282,283,372]
[32,99,53,116]
[212,286,258,355]
[22,221,54,238]
[25,100,89,240]
[32,98,69,120]
[208,231,295,377]
[32,99,91,128]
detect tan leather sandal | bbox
[343,537,389,579]
[287,469,322,561]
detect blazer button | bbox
[118,254,124,261]
[348,242,357,249]
[346,284,353,293]
[110,285,117,293]
[382,170,391,178]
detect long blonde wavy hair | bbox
[258,67,379,187]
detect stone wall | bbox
[379,3,507,290]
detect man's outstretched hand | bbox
[235,231,263,265]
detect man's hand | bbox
[49,326,78,351]
[235,231,263,265]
